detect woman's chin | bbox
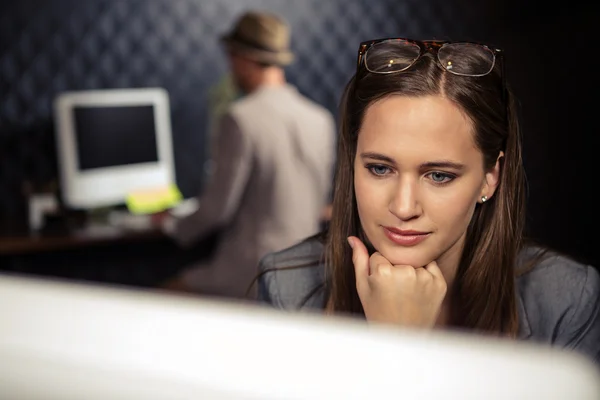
[376,245,430,268]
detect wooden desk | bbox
[0,224,219,288]
[0,225,165,256]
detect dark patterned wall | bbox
[0,0,597,267]
[0,0,495,221]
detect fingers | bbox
[369,252,393,277]
[424,260,445,282]
[348,237,446,291]
[423,261,448,295]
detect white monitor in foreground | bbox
[53,88,175,209]
[0,273,598,400]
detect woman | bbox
[256,38,599,361]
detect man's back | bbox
[162,11,335,298]
[208,84,335,297]
[229,85,334,249]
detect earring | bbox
[481,196,488,203]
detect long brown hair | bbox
[326,51,526,336]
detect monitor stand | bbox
[86,206,121,226]
[36,203,155,236]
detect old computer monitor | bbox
[53,88,175,210]
[0,273,599,400]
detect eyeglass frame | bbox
[357,38,503,78]
[356,37,508,119]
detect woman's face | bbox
[354,95,500,270]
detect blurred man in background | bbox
[161,11,336,298]
[202,72,240,181]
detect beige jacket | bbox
[170,84,336,298]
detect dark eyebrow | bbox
[360,153,465,171]
[360,152,396,164]
[419,161,466,171]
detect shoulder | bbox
[257,234,326,310]
[226,96,256,122]
[283,85,334,125]
[211,112,249,149]
[297,94,335,125]
[517,246,600,362]
[225,90,275,127]
[229,86,334,130]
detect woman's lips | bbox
[383,227,431,246]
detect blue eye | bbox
[428,172,454,184]
[367,164,391,176]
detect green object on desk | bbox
[126,184,183,215]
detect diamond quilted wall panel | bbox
[0,0,499,224]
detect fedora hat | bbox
[221,11,295,66]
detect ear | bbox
[480,151,503,203]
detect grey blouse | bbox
[257,236,600,365]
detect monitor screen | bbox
[74,105,159,170]
[53,88,175,209]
